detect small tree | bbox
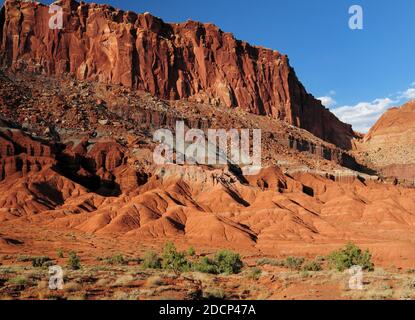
[214,250,243,274]
[327,243,374,271]
[68,251,81,270]
[193,257,219,274]
[162,241,191,273]
[284,256,305,270]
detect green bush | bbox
[57,249,64,258]
[301,260,323,272]
[141,251,162,269]
[327,243,374,272]
[283,256,305,270]
[187,246,196,257]
[193,257,219,274]
[162,242,191,273]
[247,267,262,280]
[7,276,28,286]
[214,250,243,274]
[68,251,81,270]
[31,256,52,268]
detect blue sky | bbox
[37,1,415,131]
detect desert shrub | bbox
[256,258,284,267]
[162,242,191,273]
[203,288,226,300]
[193,257,219,274]
[141,251,162,269]
[315,255,325,263]
[32,256,52,268]
[257,257,307,269]
[283,256,305,270]
[187,288,203,300]
[105,254,127,265]
[17,255,33,262]
[327,243,374,271]
[7,276,28,286]
[187,246,196,257]
[214,250,243,274]
[68,251,81,270]
[301,260,323,272]
[247,267,262,280]
[0,266,16,274]
[57,249,64,258]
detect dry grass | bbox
[113,275,135,287]
[146,276,164,288]
[37,280,49,290]
[67,295,86,300]
[63,281,82,292]
[2,262,415,300]
[95,278,112,287]
[203,287,226,300]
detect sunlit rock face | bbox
[0,0,355,149]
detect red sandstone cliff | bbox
[0,0,355,149]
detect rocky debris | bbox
[0,0,355,149]
[0,70,366,175]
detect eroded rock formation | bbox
[0,0,355,149]
[356,100,415,182]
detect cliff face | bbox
[364,100,415,143]
[0,0,355,149]
[357,100,415,181]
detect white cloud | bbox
[400,88,415,100]
[318,96,337,108]
[332,98,396,133]
[329,82,415,133]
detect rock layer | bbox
[357,100,415,182]
[0,0,355,149]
